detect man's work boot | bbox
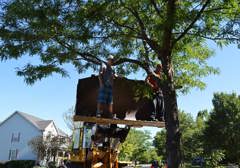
[158,116,165,122]
[96,110,102,117]
[149,114,158,121]
[113,113,118,119]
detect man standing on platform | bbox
[96,55,117,119]
[145,64,165,121]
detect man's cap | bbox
[107,55,114,60]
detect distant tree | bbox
[49,135,67,162]
[154,111,207,163]
[63,107,75,132]
[205,150,225,168]
[178,112,196,162]
[153,129,166,160]
[204,92,240,164]
[119,129,153,164]
[192,110,209,155]
[28,134,68,163]
[28,136,46,162]
[142,148,162,164]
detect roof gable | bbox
[18,111,53,130]
[0,111,52,131]
[0,111,68,136]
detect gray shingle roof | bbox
[0,111,68,136]
[17,111,53,130]
[36,120,53,130]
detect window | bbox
[8,149,18,160]
[11,132,20,143]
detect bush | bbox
[48,161,57,168]
[205,150,225,168]
[5,160,35,168]
[0,162,5,168]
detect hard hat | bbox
[107,55,114,60]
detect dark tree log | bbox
[75,75,163,121]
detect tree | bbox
[178,112,196,163]
[142,148,162,165]
[49,135,67,162]
[153,129,167,160]
[63,107,75,132]
[1,1,240,167]
[154,111,207,163]
[28,134,68,163]
[119,129,153,164]
[203,92,240,164]
[28,136,47,162]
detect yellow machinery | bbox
[70,76,165,168]
[70,121,121,168]
[69,117,164,168]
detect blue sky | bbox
[0,42,239,136]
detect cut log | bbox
[73,115,165,128]
[75,76,161,121]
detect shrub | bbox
[0,162,5,168]
[48,161,57,168]
[5,160,35,168]
[205,150,225,168]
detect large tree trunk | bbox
[159,0,181,167]
[164,83,181,168]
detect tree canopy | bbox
[204,92,240,164]
[119,129,160,164]
[154,111,207,162]
[2,0,239,92]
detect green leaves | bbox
[16,64,68,85]
[154,111,207,162]
[204,92,240,163]
[0,0,239,90]
[119,129,154,163]
[173,40,219,93]
[205,150,225,168]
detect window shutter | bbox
[11,133,13,143]
[16,149,18,159]
[18,133,20,142]
[8,150,11,160]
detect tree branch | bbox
[150,0,161,16]
[55,38,102,65]
[123,6,146,37]
[183,32,240,41]
[121,4,162,56]
[142,39,152,65]
[107,17,138,33]
[203,6,231,13]
[173,0,211,44]
[113,57,150,74]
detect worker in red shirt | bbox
[145,64,165,121]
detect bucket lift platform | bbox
[73,115,165,128]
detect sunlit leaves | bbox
[16,64,68,85]
[119,129,153,163]
[0,0,239,88]
[154,111,207,162]
[204,92,240,163]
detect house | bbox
[0,111,69,163]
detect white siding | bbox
[43,122,58,138]
[0,113,42,161]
